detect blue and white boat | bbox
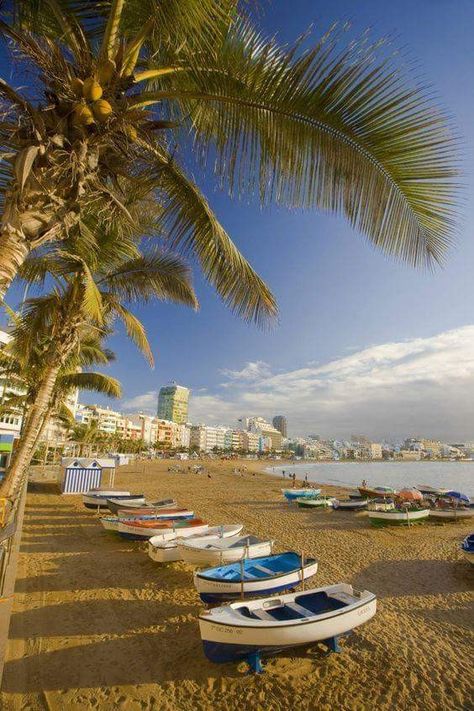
[194,552,318,603]
[199,583,376,671]
[461,533,474,564]
[282,488,321,502]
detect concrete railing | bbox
[0,468,29,688]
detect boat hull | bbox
[199,585,376,663]
[461,535,474,564]
[82,491,131,509]
[296,498,333,509]
[119,520,207,540]
[368,509,429,526]
[359,487,396,499]
[107,498,177,514]
[180,540,274,567]
[116,508,193,520]
[148,525,245,563]
[333,499,367,510]
[429,509,473,521]
[100,516,120,532]
[282,488,321,501]
[417,484,449,496]
[195,557,318,603]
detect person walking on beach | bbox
[305,474,308,484]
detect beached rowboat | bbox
[105,496,145,510]
[119,517,207,540]
[332,498,368,510]
[179,535,274,567]
[194,552,318,603]
[107,497,176,514]
[282,488,321,501]
[461,534,474,564]
[358,486,397,499]
[428,508,473,521]
[416,484,449,496]
[116,507,193,520]
[296,497,334,509]
[367,509,429,526]
[198,583,376,671]
[82,490,131,509]
[147,525,244,563]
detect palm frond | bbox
[58,371,122,398]
[157,158,278,326]
[104,296,154,366]
[81,263,104,324]
[102,250,198,308]
[139,20,459,267]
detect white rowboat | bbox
[179,535,274,567]
[367,509,429,526]
[82,490,130,509]
[147,525,244,563]
[429,508,473,521]
[199,583,376,669]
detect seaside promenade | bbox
[1,461,472,710]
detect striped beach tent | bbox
[61,458,109,494]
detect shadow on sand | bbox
[352,558,472,599]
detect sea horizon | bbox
[267,460,474,496]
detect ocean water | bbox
[267,461,474,496]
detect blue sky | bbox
[3,1,474,439]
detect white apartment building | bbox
[0,330,23,438]
[242,431,260,452]
[369,443,383,460]
[0,329,78,442]
[240,416,282,451]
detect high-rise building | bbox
[157,383,189,424]
[272,415,287,438]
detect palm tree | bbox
[0,332,122,461]
[69,420,109,457]
[2,238,197,492]
[0,1,459,320]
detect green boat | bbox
[296,496,335,509]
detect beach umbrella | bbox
[397,488,423,501]
[444,491,470,503]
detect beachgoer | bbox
[362,479,368,488]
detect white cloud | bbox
[121,390,157,414]
[121,327,474,440]
[220,360,272,383]
[189,326,474,439]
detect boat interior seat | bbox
[251,608,277,621]
[295,591,347,614]
[284,602,314,617]
[251,564,275,576]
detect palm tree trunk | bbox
[0,361,62,495]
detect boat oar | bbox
[240,557,245,600]
[301,551,305,590]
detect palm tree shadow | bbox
[2,621,242,691]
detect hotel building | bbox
[157,384,189,424]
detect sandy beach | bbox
[1,459,473,711]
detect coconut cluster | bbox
[70,60,115,127]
